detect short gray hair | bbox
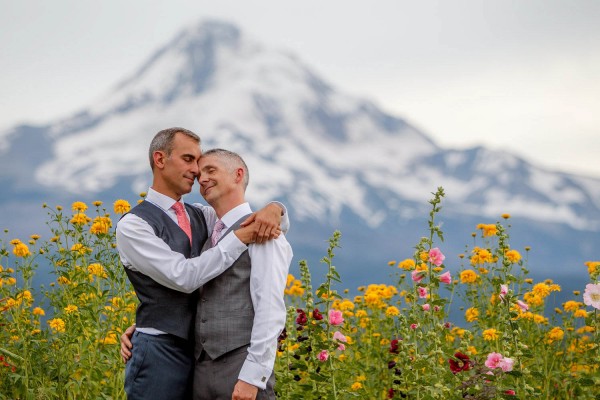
[149,127,201,170]
[202,148,249,189]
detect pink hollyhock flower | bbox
[417,286,428,299]
[448,351,472,374]
[422,304,430,311]
[411,270,425,283]
[583,283,600,310]
[499,284,509,300]
[328,309,344,326]
[439,271,452,284]
[429,247,445,266]
[434,305,440,312]
[499,357,514,372]
[317,350,329,362]
[333,331,347,350]
[517,300,529,311]
[410,323,418,330]
[485,352,503,369]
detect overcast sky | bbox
[1,0,599,177]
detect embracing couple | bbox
[116,127,292,400]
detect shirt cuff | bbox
[238,358,272,390]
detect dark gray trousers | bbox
[125,331,194,400]
[193,346,276,400]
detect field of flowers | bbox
[1,188,598,399]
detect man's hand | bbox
[120,324,136,363]
[240,203,283,244]
[232,380,259,400]
[234,223,281,245]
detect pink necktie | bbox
[172,202,192,245]
[211,220,226,247]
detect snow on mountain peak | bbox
[9,19,600,231]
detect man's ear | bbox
[235,167,245,183]
[153,151,167,169]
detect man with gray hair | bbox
[193,148,292,400]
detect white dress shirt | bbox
[213,202,292,390]
[116,188,290,336]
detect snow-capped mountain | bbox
[0,20,598,293]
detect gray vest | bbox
[124,200,208,340]
[195,214,254,359]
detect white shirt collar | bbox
[220,202,252,228]
[146,187,182,211]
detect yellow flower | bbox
[71,243,91,255]
[9,239,21,245]
[48,318,66,333]
[351,382,363,391]
[30,234,40,240]
[524,292,544,307]
[70,213,91,225]
[286,285,304,296]
[5,277,17,285]
[574,309,588,318]
[465,307,479,322]
[64,305,78,314]
[139,192,147,198]
[31,329,41,335]
[71,201,88,212]
[87,263,107,278]
[577,326,595,334]
[505,249,521,263]
[355,310,368,318]
[286,274,294,287]
[470,247,493,265]
[563,300,582,312]
[585,261,599,275]
[467,346,478,355]
[93,200,103,207]
[98,333,118,345]
[33,307,45,316]
[385,306,400,317]
[338,300,355,311]
[57,276,71,285]
[460,270,479,284]
[415,263,428,272]
[90,216,112,235]
[387,260,396,266]
[479,224,497,237]
[419,252,429,262]
[533,314,548,324]
[501,213,511,219]
[482,328,499,341]
[398,259,416,270]
[17,290,33,303]
[13,242,31,257]
[532,283,551,298]
[547,327,564,344]
[113,199,131,214]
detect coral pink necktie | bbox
[211,220,226,247]
[171,202,192,245]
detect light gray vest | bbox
[195,214,254,359]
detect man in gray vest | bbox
[116,128,288,399]
[193,149,292,400]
